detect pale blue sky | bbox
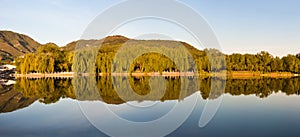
[1,0,299,57]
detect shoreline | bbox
[14,71,299,78]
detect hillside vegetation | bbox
[16,36,300,74]
[0,30,299,74]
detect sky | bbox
[0,0,299,57]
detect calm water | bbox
[0,77,300,137]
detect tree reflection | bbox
[14,78,75,104]
[0,84,36,113]
[224,78,300,98]
[11,77,300,105]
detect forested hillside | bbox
[15,35,300,74]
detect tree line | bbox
[226,51,300,73]
[15,37,300,74]
[15,43,73,74]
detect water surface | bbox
[0,77,299,137]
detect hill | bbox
[0,31,41,62]
[60,35,130,52]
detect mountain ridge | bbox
[0,30,41,62]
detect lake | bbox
[0,76,300,137]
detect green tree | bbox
[282,54,299,73]
[270,57,283,72]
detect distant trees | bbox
[226,51,300,73]
[282,55,300,73]
[270,57,284,72]
[15,38,300,74]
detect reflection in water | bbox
[14,78,75,104]
[0,77,299,113]
[0,81,36,113]
[225,78,300,98]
